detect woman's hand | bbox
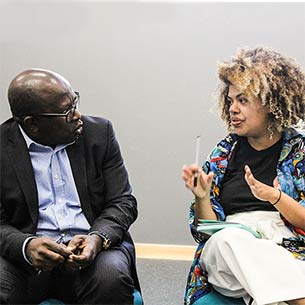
[182,164,214,199]
[245,164,305,229]
[244,164,280,203]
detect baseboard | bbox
[135,243,196,261]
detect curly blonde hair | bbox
[217,47,305,131]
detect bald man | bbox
[0,69,140,304]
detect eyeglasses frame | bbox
[20,91,80,123]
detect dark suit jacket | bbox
[0,115,139,286]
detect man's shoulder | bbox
[1,117,15,128]
[0,118,17,140]
[82,115,110,128]
[82,115,111,133]
[80,115,115,142]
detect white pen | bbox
[194,135,201,187]
[55,233,65,244]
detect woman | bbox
[182,47,305,305]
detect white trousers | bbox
[200,212,305,305]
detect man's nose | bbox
[74,109,82,120]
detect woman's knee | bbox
[208,227,254,247]
[202,228,255,262]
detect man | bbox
[0,69,140,304]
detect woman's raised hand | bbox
[182,164,214,199]
[244,164,279,203]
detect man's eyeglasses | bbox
[26,91,80,123]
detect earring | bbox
[267,123,274,140]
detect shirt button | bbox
[58,210,65,219]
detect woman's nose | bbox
[229,100,239,114]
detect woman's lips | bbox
[231,119,242,128]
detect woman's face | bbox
[227,85,270,139]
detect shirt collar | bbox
[18,125,35,149]
[18,124,74,151]
[283,126,305,141]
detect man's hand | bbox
[65,234,102,271]
[26,237,73,271]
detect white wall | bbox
[1,1,304,245]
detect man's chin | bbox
[75,126,83,135]
[69,133,82,144]
[61,133,82,146]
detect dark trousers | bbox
[0,247,135,305]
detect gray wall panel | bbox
[1,1,304,245]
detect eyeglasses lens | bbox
[66,98,79,123]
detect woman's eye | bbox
[239,98,248,104]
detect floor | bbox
[136,258,191,305]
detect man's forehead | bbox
[15,69,72,93]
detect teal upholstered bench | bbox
[133,289,143,305]
[193,290,245,305]
[39,289,143,305]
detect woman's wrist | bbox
[269,189,282,206]
[195,191,209,201]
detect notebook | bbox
[197,219,261,239]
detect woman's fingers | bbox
[182,164,201,186]
[273,177,279,188]
[244,164,256,187]
[182,164,201,176]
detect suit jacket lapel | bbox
[7,123,39,224]
[67,137,94,224]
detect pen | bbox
[55,233,65,244]
[194,135,201,187]
[37,233,65,275]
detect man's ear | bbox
[23,116,39,133]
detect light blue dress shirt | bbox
[19,126,90,244]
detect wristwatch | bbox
[89,231,111,250]
[100,233,111,250]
